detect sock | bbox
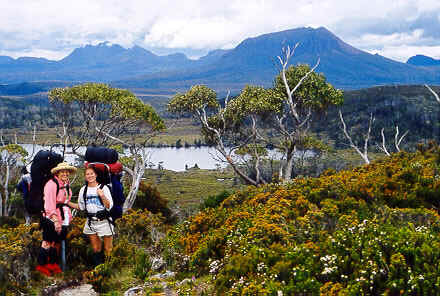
[48,247,58,264]
[99,252,105,265]
[37,247,49,266]
[92,252,102,267]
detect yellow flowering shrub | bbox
[167,144,440,295]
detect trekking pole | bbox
[61,239,66,271]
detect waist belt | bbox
[87,210,110,221]
[56,203,68,221]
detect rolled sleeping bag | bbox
[84,147,118,164]
[84,161,123,175]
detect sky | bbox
[1,0,440,62]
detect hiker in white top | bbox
[65,165,114,267]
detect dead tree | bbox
[339,110,373,164]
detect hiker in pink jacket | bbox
[36,162,76,276]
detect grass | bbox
[2,118,204,147]
[142,167,242,209]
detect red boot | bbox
[45,263,62,274]
[36,265,52,276]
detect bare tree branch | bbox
[394,126,408,152]
[425,84,440,103]
[339,110,371,164]
[379,128,391,156]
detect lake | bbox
[20,145,306,172]
[20,145,225,172]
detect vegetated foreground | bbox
[164,143,440,295]
[3,144,440,295]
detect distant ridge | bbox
[407,54,440,66]
[118,27,440,90]
[1,27,440,90]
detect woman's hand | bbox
[54,220,62,233]
[97,188,110,209]
[97,188,105,198]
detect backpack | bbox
[16,173,31,200]
[84,146,125,223]
[26,150,64,216]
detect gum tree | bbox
[271,46,343,180]
[169,46,343,184]
[49,83,165,209]
[168,85,262,185]
[0,144,28,216]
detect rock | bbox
[178,278,192,286]
[151,256,165,271]
[57,284,97,296]
[150,270,176,280]
[124,285,144,296]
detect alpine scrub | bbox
[165,143,440,295]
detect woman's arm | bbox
[65,200,80,210]
[97,186,113,210]
[43,180,61,233]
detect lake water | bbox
[20,144,226,172]
[20,145,307,172]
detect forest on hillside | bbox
[2,84,440,149]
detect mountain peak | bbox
[407,54,440,66]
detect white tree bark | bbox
[425,84,440,103]
[124,146,148,210]
[378,126,408,156]
[379,128,391,156]
[196,99,263,186]
[3,164,10,216]
[339,110,372,164]
[394,126,408,152]
[276,45,319,181]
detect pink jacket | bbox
[43,176,73,224]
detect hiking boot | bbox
[45,263,62,274]
[36,264,51,276]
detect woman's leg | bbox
[89,234,104,267]
[103,235,113,257]
[88,234,102,253]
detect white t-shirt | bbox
[78,185,113,214]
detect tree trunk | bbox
[282,146,295,181]
[2,165,10,216]
[124,165,144,211]
[0,191,3,217]
[226,155,258,186]
[123,148,147,210]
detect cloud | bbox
[0,0,440,62]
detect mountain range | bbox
[1,27,440,91]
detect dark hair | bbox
[85,165,99,175]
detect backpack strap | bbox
[52,177,60,196]
[83,184,89,214]
[53,177,70,221]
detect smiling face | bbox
[56,170,70,183]
[85,168,98,184]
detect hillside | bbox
[3,84,440,152]
[116,27,440,90]
[163,144,440,294]
[4,143,440,294]
[407,55,440,66]
[314,84,440,149]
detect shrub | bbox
[133,182,173,223]
[167,146,440,294]
[200,190,231,210]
